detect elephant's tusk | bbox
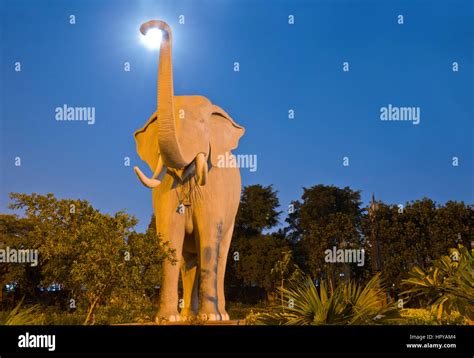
[134,157,164,188]
[134,166,162,188]
[195,152,208,186]
[152,156,164,180]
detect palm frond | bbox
[260,273,401,325]
[0,299,43,325]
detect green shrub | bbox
[401,308,468,325]
[92,290,156,325]
[39,306,85,325]
[401,245,474,322]
[227,301,267,320]
[244,310,266,325]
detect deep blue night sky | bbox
[1,0,472,232]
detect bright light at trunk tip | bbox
[141,28,162,49]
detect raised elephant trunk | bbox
[135,20,208,188]
[140,20,188,169]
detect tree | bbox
[102,227,175,324]
[6,193,173,324]
[226,185,286,301]
[304,213,362,285]
[286,185,362,240]
[361,201,408,291]
[234,184,281,237]
[430,201,473,255]
[0,214,35,305]
[361,199,473,297]
[230,233,292,300]
[286,185,363,284]
[271,249,293,310]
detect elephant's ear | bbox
[209,105,245,167]
[134,111,160,172]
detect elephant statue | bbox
[133,20,245,322]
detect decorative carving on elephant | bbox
[133,20,245,322]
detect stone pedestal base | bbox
[114,320,243,326]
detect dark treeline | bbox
[226,184,473,303]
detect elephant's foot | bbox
[154,310,181,324]
[199,312,220,321]
[198,306,222,321]
[180,308,197,321]
[219,310,230,321]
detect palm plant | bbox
[0,299,42,325]
[258,273,400,325]
[401,245,474,322]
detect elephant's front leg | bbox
[154,190,186,323]
[195,220,221,321]
[180,245,199,320]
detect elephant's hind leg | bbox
[217,224,234,321]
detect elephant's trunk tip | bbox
[140,20,172,38]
